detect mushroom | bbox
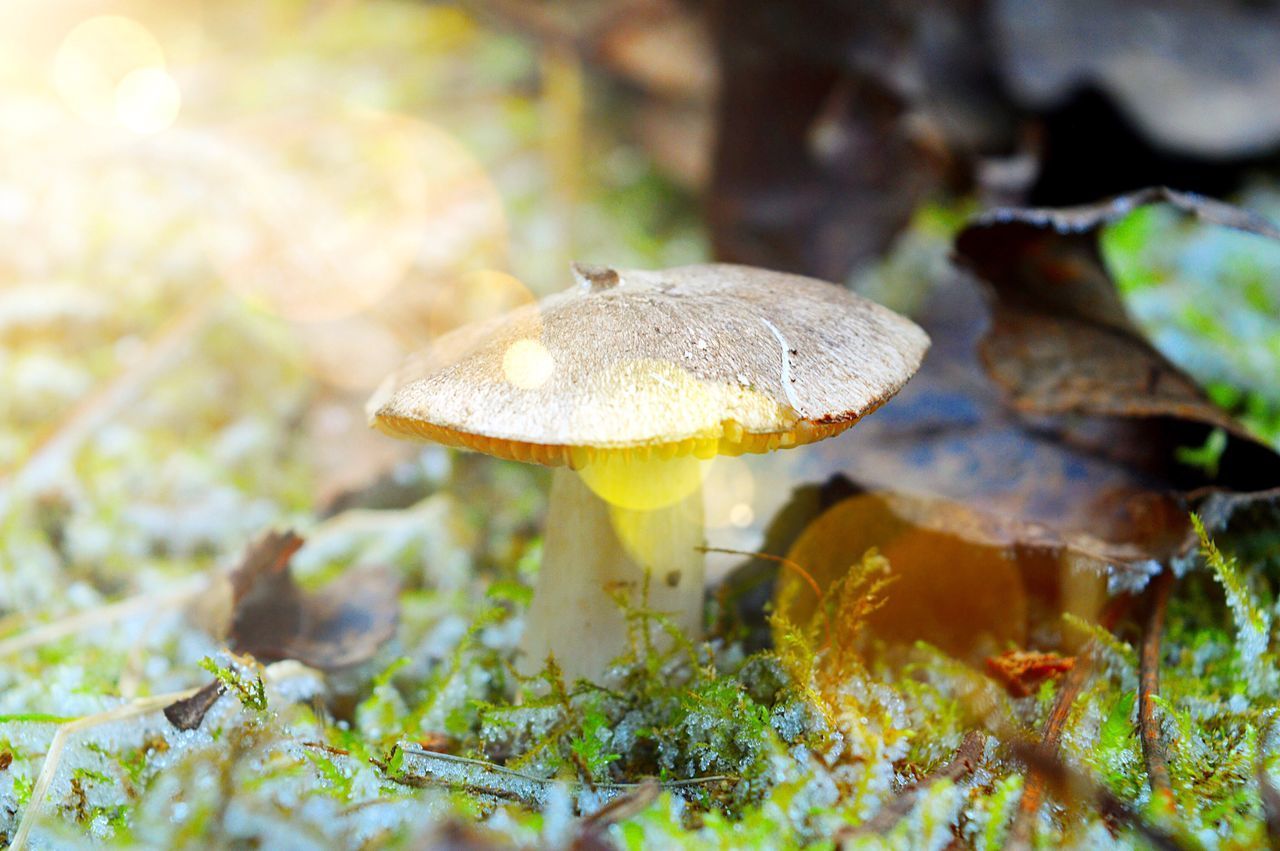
[368,262,929,683]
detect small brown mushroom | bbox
[369,262,928,682]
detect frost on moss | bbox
[1192,513,1272,666]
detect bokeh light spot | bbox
[219,112,506,325]
[704,455,755,529]
[579,452,707,512]
[114,66,180,134]
[53,16,170,129]
[502,338,554,389]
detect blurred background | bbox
[3,0,1280,604]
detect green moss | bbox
[201,656,269,713]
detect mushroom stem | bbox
[520,465,705,682]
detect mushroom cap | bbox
[369,263,929,467]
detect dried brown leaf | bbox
[168,530,400,730]
[773,192,1280,606]
[163,680,227,732]
[956,187,1280,514]
[760,276,1192,593]
[227,531,399,669]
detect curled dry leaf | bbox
[168,530,400,729]
[770,277,1187,591]
[226,530,400,669]
[956,187,1280,533]
[765,190,1280,647]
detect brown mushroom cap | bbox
[369,263,929,468]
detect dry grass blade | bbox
[1140,569,1177,812]
[572,780,660,850]
[1004,650,1092,850]
[843,730,986,839]
[580,778,659,826]
[9,688,201,851]
[0,577,207,658]
[0,295,218,513]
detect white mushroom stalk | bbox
[368,261,929,684]
[523,459,705,680]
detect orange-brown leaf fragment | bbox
[779,492,1033,663]
[417,732,456,754]
[985,649,1075,697]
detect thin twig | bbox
[1258,724,1280,851]
[1005,594,1132,850]
[697,546,823,601]
[844,730,986,839]
[1139,569,1177,813]
[386,744,733,811]
[1009,740,1196,851]
[572,780,660,849]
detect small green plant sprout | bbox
[568,702,621,782]
[1175,427,1228,477]
[200,655,268,713]
[1192,513,1272,664]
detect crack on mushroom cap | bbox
[369,262,930,466]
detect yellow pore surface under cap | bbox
[372,411,858,470]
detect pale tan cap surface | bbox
[369,263,930,468]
